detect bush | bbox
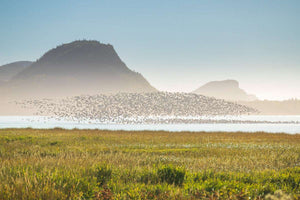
[140,171,158,184]
[157,165,185,186]
[95,164,112,186]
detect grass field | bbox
[0,129,299,199]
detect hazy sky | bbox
[1,0,300,100]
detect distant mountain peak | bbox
[0,61,32,82]
[193,79,257,101]
[2,40,157,98]
[203,79,239,88]
[32,40,124,71]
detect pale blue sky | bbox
[0,0,300,100]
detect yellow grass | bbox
[0,128,299,199]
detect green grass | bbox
[0,128,299,199]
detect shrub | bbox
[140,170,158,184]
[157,165,185,186]
[95,164,112,186]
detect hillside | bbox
[193,80,257,101]
[2,40,156,99]
[0,61,32,81]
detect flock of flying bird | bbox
[16,92,261,124]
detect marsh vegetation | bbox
[0,129,299,199]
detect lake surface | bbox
[0,116,300,134]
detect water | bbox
[0,116,300,134]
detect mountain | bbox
[2,40,156,99]
[0,61,32,82]
[193,80,257,101]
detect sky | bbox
[0,0,300,100]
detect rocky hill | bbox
[2,40,156,99]
[193,80,257,101]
